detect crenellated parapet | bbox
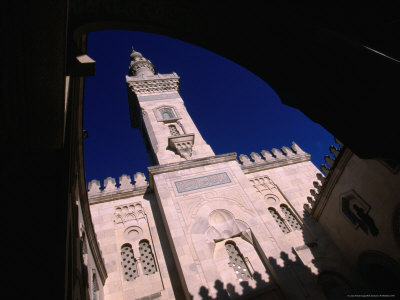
[88,172,150,204]
[238,142,311,173]
[304,137,345,215]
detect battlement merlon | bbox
[238,142,311,173]
[126,73,181,128]
[306,138,347,218]
[87,172,150,204]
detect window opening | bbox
[139,240,157,275]
[280,205,301,231]
[121,244,139,281]
[268,208,290,234]
[168,125,180,136]
[161,108,174,119]
[225,241,252,281]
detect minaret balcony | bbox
[168,134,195,159]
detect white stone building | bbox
[87,48,399,299]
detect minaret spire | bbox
[126,47,215,165]
[129,47,155,76]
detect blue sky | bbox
[83,30,335,186]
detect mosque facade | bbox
[85,49,400,300]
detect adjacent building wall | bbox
[315,149,400,265]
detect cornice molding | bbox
[148,153,238,188]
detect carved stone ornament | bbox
[128,78,179,95]
[250,175,278,193]
[168,133,195,159]
[206,209,251,242]
[129,60,155,75]
[114,202,145,227]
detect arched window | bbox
[139,240,157,275]
[121,244,139,281]
[154,106,180,122]
[280,205,301,231]
[225,241,252,281]
[161,108,174,119]
[168,125,180,136]
[268,208,290,234]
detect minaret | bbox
[126,48,214,165]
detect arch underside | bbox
[70,2,400,160]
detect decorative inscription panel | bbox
[175,172,231,193]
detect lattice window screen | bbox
[139,240,157,275]
[225,242,252,281]
[268,208,290,234]
[280,205,301,230]
[121,244,139,281]
[168,125,180,136]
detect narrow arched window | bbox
[121,244,139,281]
[139,240,157,275]
[168,125,180,136]
[161,108,174,119]
[225,241,251,281]
[268,208,290,234]
[280,205,301,231]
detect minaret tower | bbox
[126,48,214,165]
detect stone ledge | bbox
[147,153,238,187]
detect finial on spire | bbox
[128,46,155,76]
